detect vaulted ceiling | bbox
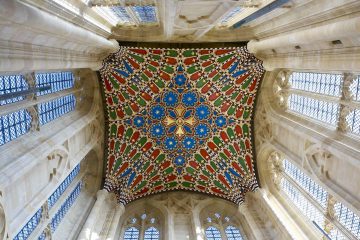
[25,0,293,42]
[100,46,264,204]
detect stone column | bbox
[77,189,109,240]
[105,202,125,239]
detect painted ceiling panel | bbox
[100,46,264,204]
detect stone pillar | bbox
[77,189,109,240]
[105,202,125,240]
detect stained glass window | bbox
[0,74,28,106]
[111,6,132,23]
[329,227,348,240]
[144,227,160,240]
[281,178,325,226]
[35,72,75,96]
[334,202,360,238]
[50,182,82,232]
[14,208,42,240]
[346,109,360,135]
[131,6,157,23]
[205,226,222,240]
[288,94,339,126]
[124,227,140,240]
[283,159,328,208]
[225,225,243,240]
[38,231,46,240]
[0,109,32,146]
[350,75,360,102]
[38,94,76,125]
[47,164,81,209]
[220,7,242,24]
[289,72,343,97]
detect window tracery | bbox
[122,211,160,240]
[0,71,79,146]
[275,71,360,136]
[271,152,360,240]
[202,212,245,240]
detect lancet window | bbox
[269,152,360,239]
[203,212,245,240]
[276,71,360,136]
[0,71,79,146]
[122,212,160,240]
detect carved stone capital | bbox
[267,151,284,190]
[27,106,40,131]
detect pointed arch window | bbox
[144,226,160,240]
[205,226,222,240]
[275,155,360,239]
[0,109,32,146]
[124,227,140,240]
[225,225,244,240]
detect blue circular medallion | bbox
[151,124,165,138]
[151,105,165,120]
[163,91,179,106]
[133,116,145,128]
[182,91,198,107]
[195,123,209,138]
[182,136,196,150]
[215,116,227,128]
[195,105,210,120]
[173,156,186,166]
[164,137,177,150]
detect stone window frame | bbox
[121,211,161,240]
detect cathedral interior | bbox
[0,0,359,239]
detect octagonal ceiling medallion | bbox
[100,46,264,204]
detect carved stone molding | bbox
[27,105,40,132]
[267,151,284,191]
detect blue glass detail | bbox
[38,94,76,125]
[35,72,75,96]
[182,92,198,107]
[50,182,82,233]
[0,74,28,106]
[195,124,209,138]
[163,91,178,106]
[151,124,165,138]
[182,137,196,150]
[215,116,227,128]
[14,208,42,240]
[48,164,80,209]
[144,226,160,240]
[38,231,46,240]
[0,109,32,146]
[124,227,140,240]
[173,156,186,166]
[220,6,242,24]
[205,226,222,240]
[111,6,131,23]
[131,6,157,23]
[195,105,210,120]
[164,137,177,150]
[225,225,244,240]
[133,116,145,128]
[150,105,165,120]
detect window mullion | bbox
[337,73,356,133]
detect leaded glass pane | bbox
[144,226,160,240]
[281,178,325,227]
[283,159,328,208]
[205,226,222,240]
[48,164,81,209]
[350,75,360,101]
[335,202,360,238]
[38,231,46,240]
[0,109,32,146]
[220,7,242,24]
[131,6,157,23]
[38,94,76,125]
[289,72,343,97]
[111,6,132,23]
[346,109,360,135]
[225,225,243,240]
[35,72,75,96]
[0,74,28,105]
[14,208,42,240]
[329,227,348,240]
[288,94,339,126]
[124,227,139,240]
[50,182,82,233]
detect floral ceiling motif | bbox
[100,46,264,204]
